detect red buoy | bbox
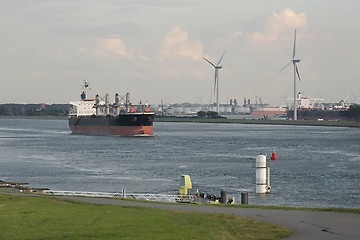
[271,150,278,160]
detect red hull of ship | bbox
[69,125,154,136]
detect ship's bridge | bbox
[69,100,96,117]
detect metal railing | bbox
[43,190,195,203]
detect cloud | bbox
[95,37,128,57]
[246,8,307,44]
[160,25,203,60]
[270,8,307,28]
[77,36,146,60]
[201,8,307,57]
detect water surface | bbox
[0,119,359,208]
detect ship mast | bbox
[81,80,90,100]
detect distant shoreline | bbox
[0,115,68,120]
[1,115,360,128]
[154,116,360,128]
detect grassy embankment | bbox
[0,193,290,240]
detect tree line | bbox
[0,104,68,116]
[0,103,359,121]
[347,104,360,121]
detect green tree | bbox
[206,111,221,118]
[197,111,206,118]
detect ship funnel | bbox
[80,91,87,100]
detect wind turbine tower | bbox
[279,29,302,120]
[203,51,226,113]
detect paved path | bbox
[61,196,360,240]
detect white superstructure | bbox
[69,100,96,117]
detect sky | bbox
[1,0,360,106]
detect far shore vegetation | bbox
[1,103,360,127]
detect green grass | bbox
[0,194,290,240]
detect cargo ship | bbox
[68,82,154,136]
[250,107,287,118]
[287,109,349,121]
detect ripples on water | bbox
[0,119,359,208]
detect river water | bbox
[0,119,359,208]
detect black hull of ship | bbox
[69,113,154,136]
[287,110,349,120]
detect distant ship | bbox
[287,109,349,121]
[287,94,351,121]
[68,81,154,136]
[250,107,287,118]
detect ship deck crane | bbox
[259,98,268,120]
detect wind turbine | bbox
[203,51,226,113]
[279,29,301,120]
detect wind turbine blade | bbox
[295,64,301,81]
[217,51,226,66]
[292,29,297,60]
[203,57,216,68]
[214,69,218,94]
[278,61,292,73]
